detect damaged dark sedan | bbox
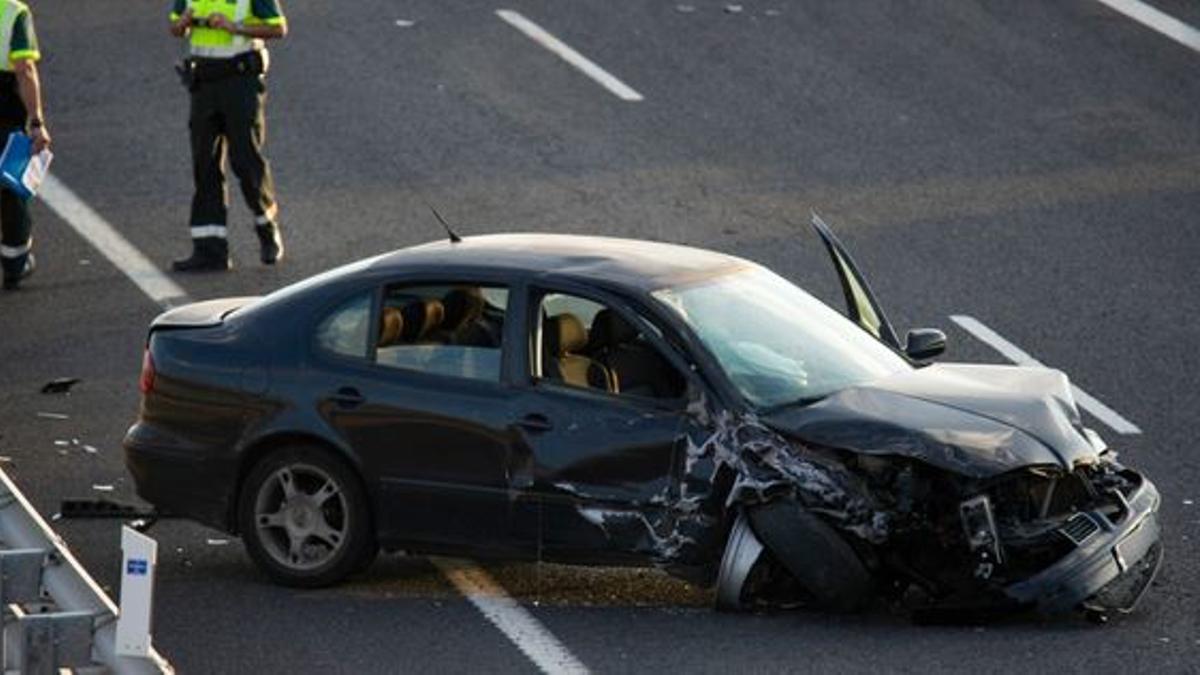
[124,218,1161,620]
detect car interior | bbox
[372,285,507,380]
[538,294,685,400]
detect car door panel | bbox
[321,368,517,549]
[509,385,687,560]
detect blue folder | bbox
[0,131,48,200]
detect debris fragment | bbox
[79,259,91,266]
[82,445,98,455]
[41,377,81,394]
[36,412,69,420]
[724,4,744,13]
[1184,499,1194,506]
[206,538,230,546]
[675,3,696,12]
[395,19,417,27]
[764,8,782,16]
[92,484,115,492]
[54,440,70,447]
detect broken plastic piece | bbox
[724,4,744,13]
[395,19,416,27]
[36,412,69,420]
[92,484,115,492]
[675,3,696,12]
[206,538,230,546]
[41,377,81,394]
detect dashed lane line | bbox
[496,9,644,102]
[40,175,189,309]
[39,173,590,673]
[1093,0,1200,53]
[434,559,591,675]
[950,315,1142,435]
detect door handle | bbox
[331,386,365,409]
[516,413,553,433]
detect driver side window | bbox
[534,292,686,400]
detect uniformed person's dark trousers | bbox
[0,122,33,285]
[188,72,278,258]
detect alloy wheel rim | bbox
[254,463,349,571]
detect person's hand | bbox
[31,125,50,154]
[180,7,194,28]
[205,13,237,34]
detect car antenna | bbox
[424,200,463,244]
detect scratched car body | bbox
[124,219,1161,619]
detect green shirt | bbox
[9,8,38,62]
[169,0,285,25]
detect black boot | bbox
[2,253,35,291]
[255,223,284,265]
[172,238,231,272]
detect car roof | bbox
[369,233,752,291]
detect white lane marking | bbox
[1093,0,1200,53]
[496,9,644,102]
[40,175,190,309]
[950,315,1142,435]
[433,558,590,675]
[41,173,583,673]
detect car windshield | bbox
[653,266,910,409]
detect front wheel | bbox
[238,445,375,587]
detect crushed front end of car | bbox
[708,366,1163,621]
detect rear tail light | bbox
[139,348,156,394]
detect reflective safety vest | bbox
[0,0,32,72]
[187,0,261,59]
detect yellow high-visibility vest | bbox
[187,0,256,59]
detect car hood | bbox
[762,363,1100,478]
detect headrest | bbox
[401,299,445,342]
[547,313,587,354]
[589,309,638,349]
[378,307,404,347]
[442,287,485,331]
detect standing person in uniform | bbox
[169,0,287,272]
[0,0,48,291]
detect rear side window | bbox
[375,284,508,382]
[316,292,372,358]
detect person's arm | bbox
[169,7,194,38]
[13,59,48,153]
[206,13,286,40]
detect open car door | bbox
[810,213,902,350]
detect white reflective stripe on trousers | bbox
[0,238,31,257]
[189,44,253,59]
[190,225,228,239]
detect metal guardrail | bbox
[0,468,172,674]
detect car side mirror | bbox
[904,328,946,361]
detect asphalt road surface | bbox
[1,1,1197,672]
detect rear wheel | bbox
[238,445,375,587]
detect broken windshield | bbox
[653,266,910,408]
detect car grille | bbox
[1059,513,1100,545]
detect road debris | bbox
[395,19,417,27]
[82,444,99,455]
[764,8,782,16]
[36,412,69,420]
[206,538,230,546]
[724,4,744,13]
[1184,499,1194,506]
[54,440,70,447]
[675,4,696,12]
[92,484,115,492]
[41,377,81,394]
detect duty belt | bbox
[186,50,267,84]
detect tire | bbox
[238,444,375,588]
[747,499,872,612]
